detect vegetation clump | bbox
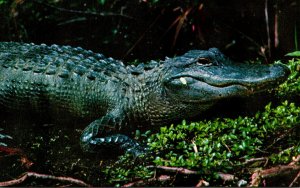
[276,53,300,100]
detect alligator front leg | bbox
[80,112,145,156]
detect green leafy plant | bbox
[149,101,299,171]
[0,0,7,5]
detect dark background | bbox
[0,0,299,63]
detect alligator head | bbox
[162,48,289,103]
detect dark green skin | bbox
[0,42,289,155]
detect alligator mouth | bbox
[165,63,289,103]
[175,75,276,91]
[167,76,253,103]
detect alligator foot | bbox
[81,133,147,157]
[80,111,150,156]
[0,128,12,147]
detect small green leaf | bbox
[98,0,106,5]
[285,51,300,57]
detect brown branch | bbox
[122,175,171,187]
[0,172,91,187]
[0,173,28,187]
[250,165,300,186]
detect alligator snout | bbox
[164,58,290,103]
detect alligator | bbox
[0,42,289,156]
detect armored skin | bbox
[0,42,289,155]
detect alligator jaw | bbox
[200,63,290,89]
[165,77,250,103]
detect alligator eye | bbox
[196,58,212,66]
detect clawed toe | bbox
[0,129,12,146]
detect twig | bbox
[196,179,209,187]
[274,12,279,48]
[123,13,161,59]
[172,7,192,49]
[264,0,271,58]
[0,172,90,187]
[222,141,231,152]
[218,23,261,49]
[191,139,198,153]
[122,175,171,187]
[289,170,300,187]
[217,172,236,182]
[148,165,200,175]
[267,127,296,149]
[32,0,133,19]
[243,157,268,167]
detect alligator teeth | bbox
[180,77,187,85]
